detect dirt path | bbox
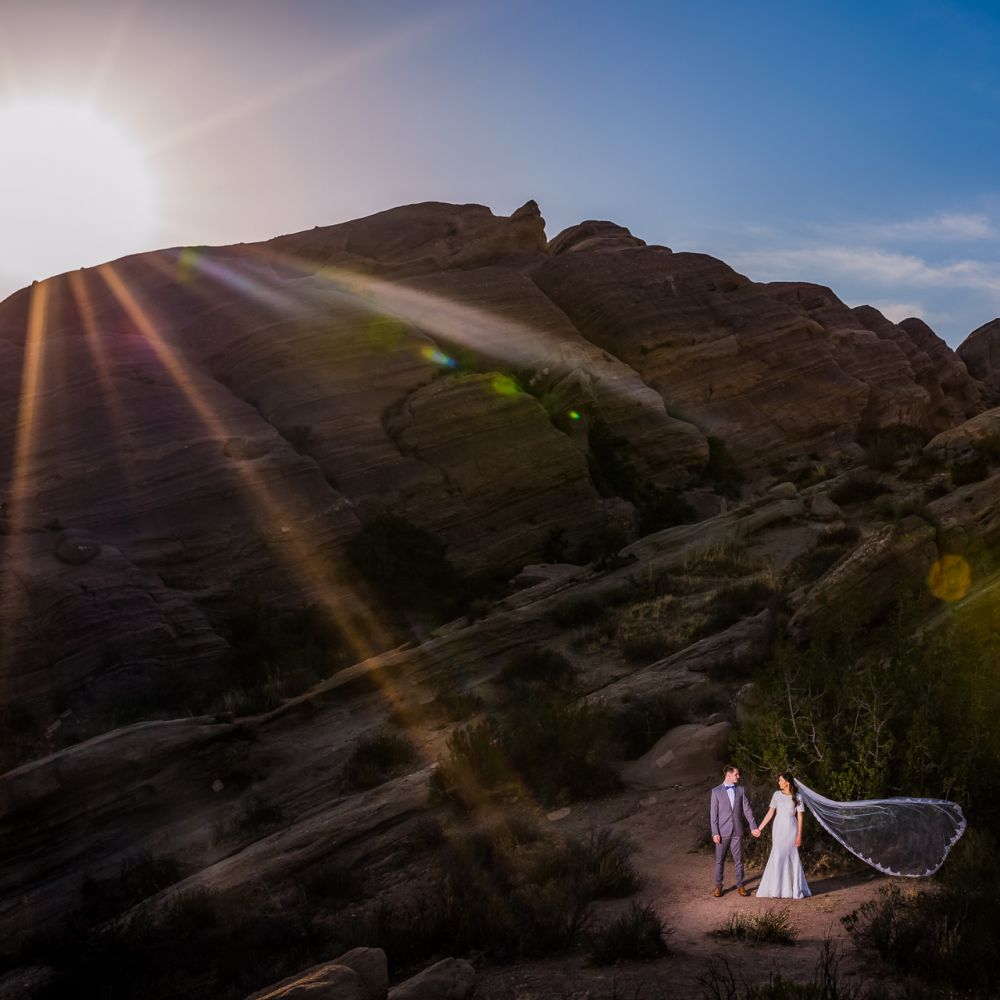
[477,781,896,1000]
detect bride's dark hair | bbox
[779,771,800,808]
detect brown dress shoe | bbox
[713,886,723,897]
[737,886,749,897]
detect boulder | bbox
[244,963,363,1000]
[924,406,1000,462]
[788,517,938,642]
[327,949,387,1000]
[388,958,475,1000]
[620,722,732,788]
[957,318,1000,405]
[807,494,842,520]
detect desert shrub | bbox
[0,699,40,772]
[588,418,641,499]
[705,436,746,499]
[700,579,778,635]
[343,730,416,789]
[611,692,686,759]
[541,526,568,562]
[19,887,324,1000]
[356,822,637,965]
[950,456,988,485]
[712,907,796,945]
[863,435,902,472]
[682,542,759,579]
[498,647,577,692]
[621,632,670,664]
[587,902,670,965]
[843,831,1000,994]
[923,481,949,500]
[701,940,876,1000]
[829,476,891,505]
[974,432,1000,465]
[637,488,697,534]
[551,594,605,627]
[788,544,848,585]
[346,513,463,617]
[296,860,363,904]
[79,853,182,925]
[430,695,620,809]
[425,689,483,722]
[818,524,860,546]
[213,794,285,844]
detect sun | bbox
[0,99,158,288]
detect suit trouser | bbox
[714,835,745,887]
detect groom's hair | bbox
[723,764,739,777]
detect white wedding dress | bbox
[756,791,811,898]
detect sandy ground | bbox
[476,780,896,1000]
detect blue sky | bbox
[2,0,1000,345]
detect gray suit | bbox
[710,783,757,888]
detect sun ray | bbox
[95,262,400,681]
[0,282,50,682]
[66,269,141,514]
[146,3,468,154]
[84,0,139,105]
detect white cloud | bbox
[868,302,926,323]
[730,246,1000,294]
[819,212,996,244]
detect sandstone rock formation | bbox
[924,406,1000,461]
[957,318,1000,405]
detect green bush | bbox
[343,730,416,789]
[587,902,670,965]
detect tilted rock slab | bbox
[387,958,475,1000]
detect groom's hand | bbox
[751,828,761,838]
[712,834,721,844]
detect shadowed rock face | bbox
[957,318,1000,406]
[0,199,989,741]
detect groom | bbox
[710,763,760,897]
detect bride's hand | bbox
[795,836,802,848]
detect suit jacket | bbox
[710,783,757,839]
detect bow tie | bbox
[724,785,735,790]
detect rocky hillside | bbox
[3,200,1000,998]
[0,199,995,740]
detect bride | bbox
[755,771,811,899]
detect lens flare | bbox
[419,345,457,367]
[927,554,971,602]
[490,374,518,396]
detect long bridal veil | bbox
[796,779,967,877]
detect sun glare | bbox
[0,100,158,288]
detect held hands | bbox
[751,828,761,838]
